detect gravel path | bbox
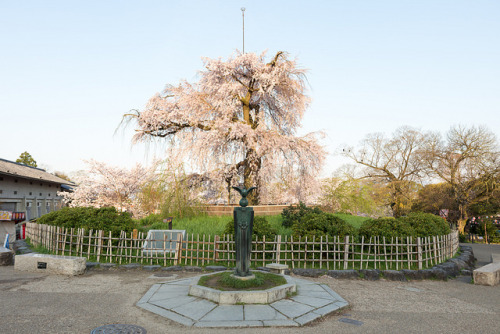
[1,266,499,334]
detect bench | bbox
[15,253,86,275]
[266,263,289,275]
[491,253,500,263]
[473,261,500,286]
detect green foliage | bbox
[359,217,415,239]
[359,213,451,239]
[476,217,499,242]
[400,212,450,237]
[281,202,322,228]
[223,216,278,240]
[291,212,355,239]
[332,213,371,229]
[469,200,500,216]
[138,214,163,226]
[16,151,37,167]
[197,271,286,291]
[159,166,202,219]
[37,207,137,236]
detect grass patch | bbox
[198,271,287,291]
[333,213,371,229]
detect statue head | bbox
[232,186,257,207]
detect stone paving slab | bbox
[136,273,348,327]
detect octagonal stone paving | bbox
[188,271,296,304]
[136,274,348,327]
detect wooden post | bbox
[417,237,422,270]
[343,236,349,270]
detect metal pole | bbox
[241,7,245,53]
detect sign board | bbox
[0,211,12,221]
[142,230,186,255]
[439,209,449,219]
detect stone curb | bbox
[78,246,475,281]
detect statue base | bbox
[230,273,256,281]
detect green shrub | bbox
[291,212,355,239]
[37,207,137,237]
[359,217,415,239]
[400,212,450,237]
[223,216,278,240]
[281,202,322,228]
[138,214,163,226]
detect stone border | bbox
[188,271,296,304]
[84,246,475,281]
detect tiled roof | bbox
[0,158,73,185]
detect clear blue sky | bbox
[1,1,499,177]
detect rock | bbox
[327,270,359,279]
[401,269,425,280]
[120,263,141,270]
[435,262,459,277]
[184,266,202,272]
[430,268,448,280]
[205,265,227,271]
[381,270,407,281]
[86,262,100,270]
[291,268,326,277]
[0,246,14,266]
[162,265,182,271]
[143,265,161,271]
[358,269,380,280]
[100,263,116,269]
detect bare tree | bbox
[343,126,427,217]
[422,125,500,231]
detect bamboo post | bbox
[383,237,388,270]
[214,235,219,262]
[277,235,282,263]
[325,235,330,270]
[290,236,295,269]
[360,236,364,270]
[303,236,307,269]
[343,236,349,270]
[417,237,422,270]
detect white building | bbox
[0,158,73,244]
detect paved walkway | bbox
[1,266,500,333]
[137,274,348,327]
[464,243,500,267]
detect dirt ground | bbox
[1,266,499,334]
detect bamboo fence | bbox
[25,222,459,270]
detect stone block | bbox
[326,269,359,279]
[184,265,202,272]
[0,246,14,266]
[291,268,326,277]
[14,253,86,275]
[120,263,141,270]
[143,265,161,271]
[401,269,425,280]
[473,262,500,286]
[358,269,380,280]
[205,265,227,271]
[491,253,500,263]
[100,263,116,269]
[162,265,182,271]
[381,270,407,281]
[86,262,99,269]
